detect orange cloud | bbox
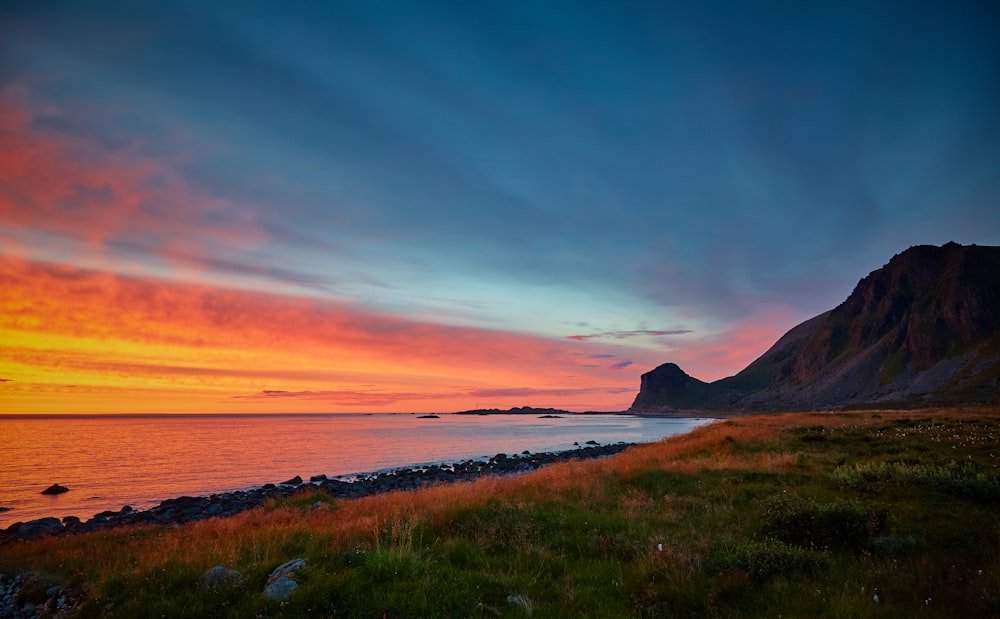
[665,307,800,382]
[0,256,640,413]
[0,85,263,267]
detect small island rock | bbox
[41,484,69,495]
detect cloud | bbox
[609,360,633,370]
[234,389,429,407]
[464,386,632,398]
[233,385,633,409]
[0,84,268,273]
[0,345,382,384]
[0,256,645,412]
[566,329,692,342]
[660,307,800,382]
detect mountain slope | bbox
[631,242,1000,412]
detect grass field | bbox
[2,407,998,617]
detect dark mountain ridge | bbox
[631,242,1000,412]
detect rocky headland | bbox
[631,242,1000,413]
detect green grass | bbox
[2,408,999,617]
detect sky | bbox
[1,0,999,413]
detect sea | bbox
[0,413,710,528]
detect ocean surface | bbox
[0,413,710,528]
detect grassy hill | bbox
[2,407,999,617]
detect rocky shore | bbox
[0,572,83,619]
[0,442,630,544]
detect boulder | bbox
[41,484,69,495]
[200,566,244,589]
[280,475,303,486]
[17,517,63,538]
[264,558,306,600]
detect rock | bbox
[264,558,306,600]
[630,363,706,411]
[0,507,10,513]
[200,566,244,589]
[264,576,298,600]
[121,505,133,513]
[204,503,224,517]
[17,517,63,538]
[179,506,206,521]
[280,475,303,486]
[0,572,83,617]
[41,484,69,495]
[310,474,328,482]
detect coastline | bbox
[0,441,634,543]
[1,413,711,530]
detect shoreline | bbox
[0,442,634,543]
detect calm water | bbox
[0,413,709,528]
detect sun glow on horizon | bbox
[0,255,647,414]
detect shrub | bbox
[758,495,888,551]
[832,461,1000,502]
[708,540,829,582]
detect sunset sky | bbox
[2,1,998,413]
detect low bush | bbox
[832,460,1000,502]
[708,540,829,582]
[758,494,888,551]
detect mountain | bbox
[631,242,1000,412]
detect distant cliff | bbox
[631,242,1000,412]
